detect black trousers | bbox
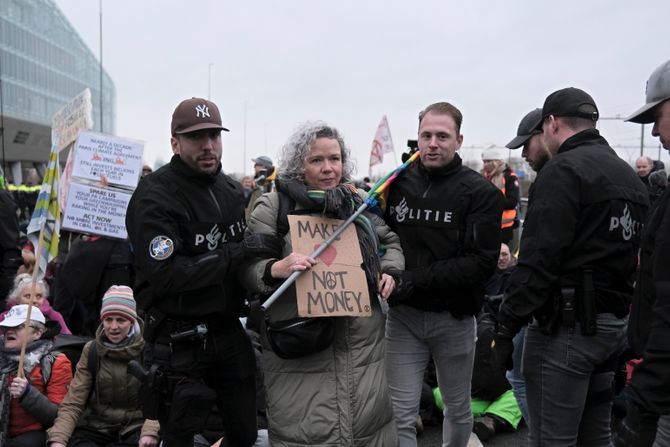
[68,427,141,446]
[7,430,46,447]
[147,320,257,447]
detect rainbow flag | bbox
[367,151,420,212]
[26,139,61,278]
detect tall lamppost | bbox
[99,0,104,132]
[208,63,214,100]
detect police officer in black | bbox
[126,97,279,447]
[0,186,22,307]
[383,102,503,446]
[492,88,649,446]
[614,59,670,447]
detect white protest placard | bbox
[52,88,93,152]
[62,183,132,239]
[71,132,144,188]
[289,215,371,318]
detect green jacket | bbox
[244,190,403,446]
[47,321,159,444]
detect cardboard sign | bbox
[71,132,144,188]
[289,215,371,318]
[62,183,132,239]
[51,89,93,152]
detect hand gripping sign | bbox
[261,151,420,311]
[289,215,371,317]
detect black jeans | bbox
[68,427,140,446]
[7,430,46,447]
[147,319,257,447]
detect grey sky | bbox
[55,0,669,176]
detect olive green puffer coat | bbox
[245,190,404,447]
[47,321,159,444]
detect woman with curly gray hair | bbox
[277,122,355,184]
[244,121,404,446]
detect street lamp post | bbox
[99,0,103,132]
[208,63,214,100]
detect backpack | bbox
[41,334,97,384]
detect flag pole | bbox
[261,151,420,311]
[16,229,47,378]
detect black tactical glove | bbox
[386,269,414,306]
[612,398,659,447]
[490,323,515,371]
[242,233,283,259]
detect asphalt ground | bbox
[418,422,528,447]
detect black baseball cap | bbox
[171,97,229,135]
[506,108,543,149]
[541,87,599,122]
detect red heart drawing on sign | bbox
[315,244,337,266]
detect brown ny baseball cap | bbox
[171,97,229,135]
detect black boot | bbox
[473,415,497,441]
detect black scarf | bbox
[276,179,382,292]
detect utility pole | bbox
[99,0,103,132]
[243,101,248,174]
[600,114,647,156]
[208,63,214,100]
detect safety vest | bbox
[501,172,517,229]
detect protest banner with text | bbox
[71,132,144,188]
[61,183,132,239]
[289,215,371,318]
[51,88,93,152]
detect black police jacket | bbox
[628,185,670,414]
[499,129,649,332]
[0,188,22,305]
[385,154,503,316]
[126,155,246,319]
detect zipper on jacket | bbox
[208,188,223,220]
[422,179,433,198]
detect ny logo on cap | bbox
[195,104,210,119]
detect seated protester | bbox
[1,274,71,335]
[468,312,523,442]
[489,244,529,424]
[432,306,524,442]
[47,286,159,447]
[484,243,517,297]
[438,244,523,442]
[0,305,73,447]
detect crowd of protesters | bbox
[0,58,669,447]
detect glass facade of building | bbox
[1,0,115,164]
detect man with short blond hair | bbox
[384,102,502,447]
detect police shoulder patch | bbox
[149,235,174,260]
